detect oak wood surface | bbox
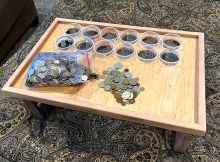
[2,18,206,136]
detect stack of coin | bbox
[98,62,145,106]
[26,53,96,87]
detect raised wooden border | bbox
[2,18,206,136]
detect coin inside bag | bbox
[25,52,94,87]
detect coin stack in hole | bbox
[98,62,145,106]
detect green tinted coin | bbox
[139,87,145,91]
[111,83,117,89]
[122,78,129,85]
[102,70,108,75]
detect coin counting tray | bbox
[2,18,206,136]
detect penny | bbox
[122,79,129,85]
[116,47,133,56]
[96,45,112,54]
[76,42,93,50]
[161,52,179,62]
[83,30,98,37]
[102,70,108,75]
[142,36,159,44]
[121,101,126,106]
[102,32,117,40]
[66,28,79,34]
[124,68,129,72]
[121,34,137,42]
[129,99,135,104]
[138,50,156,59]
[163,39,180,47]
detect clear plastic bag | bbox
[25,51,94,87]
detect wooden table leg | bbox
[23,100,48,120]
[174,132,190,152]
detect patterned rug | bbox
[1,0,220,161]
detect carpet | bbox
[1,0,220,161]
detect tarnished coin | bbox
[122,91,131,100]
[121,101,126,106]
[104,85,111,91]
[139,87,145,91]
[111,83,117,90]
[122,78,129,85]
[51,68,60,77]
[102,70,108,75]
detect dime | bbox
[125,72,132,78]
[122,91,131,100]
[139,87,145,91]
[53,79,59,84]
[114,62,123,69]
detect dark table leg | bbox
[174,132,190,152]
[23,100,48,120]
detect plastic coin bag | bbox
[25,51,94,87]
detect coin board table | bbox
[2,18,206,152]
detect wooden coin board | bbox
[2,18,206,136]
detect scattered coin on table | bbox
[98,62,144,106]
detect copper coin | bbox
[129,99,135,104]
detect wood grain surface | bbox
[2,18,206,136]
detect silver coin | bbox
[38,60,46,67]
[40,66,47,72]
[104,85,111,91]
[51,68,60,77]
[38,72,46,79]
[30,75,41,83]
[122,91,131,100]
[53,79,59,84]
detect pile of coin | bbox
[98,62,145,106]
[26,53,96,87]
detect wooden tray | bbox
[2,18,206,136]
